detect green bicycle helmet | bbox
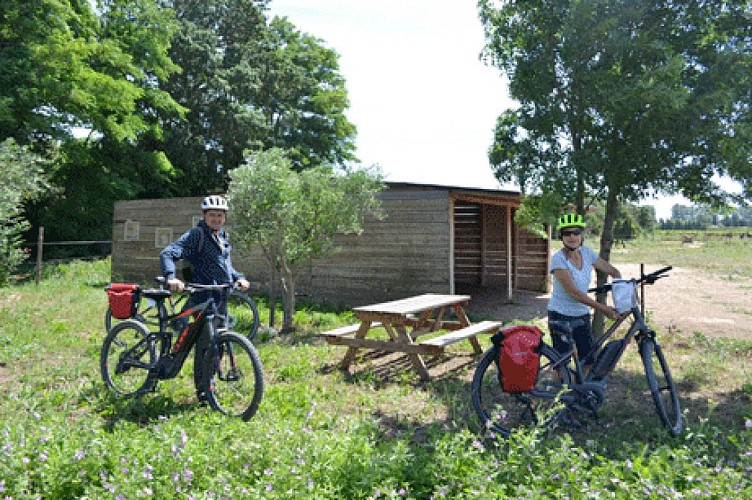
[556,213,586,230]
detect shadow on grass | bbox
[312,342,747,462]
[83,385,199,430]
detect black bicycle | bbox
[105,277,260,340]
[471,265,682,437]
[101,282,264,420]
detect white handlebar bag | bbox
[612,279,637,314]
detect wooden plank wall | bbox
[453,203,483,284]
[514,227,550,292]
[454,202,512,287]
[111,190,453,307]
[111,197,204,285]
[111,187,548,307]
[452,202,549,293]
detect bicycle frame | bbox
[471,265,681,436]
[113,284,230,388]
[544,268,667,410]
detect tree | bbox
[1,0,184,242]
[479,0,752,332]
[160,0,357,195]
[0,139,51,284]
[0,0,181,147]
[227,148,383,332]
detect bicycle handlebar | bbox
[154,276,239,294]
[588,265,672,294]
[184,283,234,294]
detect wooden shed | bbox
[111,182,549,307]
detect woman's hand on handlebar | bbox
[167,278,185,292]
[601,304,624,322]
[235,278,250,292]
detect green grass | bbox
[610,231,752,277]
[0,257,750,498]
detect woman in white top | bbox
[548,213,622,370]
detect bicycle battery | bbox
[591,339,625,380]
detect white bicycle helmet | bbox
[201,195,228,212]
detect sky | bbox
[266,0,708,220]
[267,0,511,188]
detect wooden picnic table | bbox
[319,293,502,381]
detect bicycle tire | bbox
[640,337,683,435]
[223,290,261,340]
[202,331,264,421]
[100,319,156,396]
[471,343,572,438]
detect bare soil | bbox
[462,264,752,340]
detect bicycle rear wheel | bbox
[471,343,572,438]
[100,320,156,396]
[223,290,261,341]
[640,337,683,435]
[203,331,264,421]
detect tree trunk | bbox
[280,260,296,333]
[267,257,277,328]
[593,190,619,336]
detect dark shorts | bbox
[547,310,597,366]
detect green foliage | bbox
[2,0,184,245]
[0,0,182,145]
[0,258,750,497]
[229,149,383,267]
[31,138,178,243]
[227,148,383,330]
[160,0,357,195]
[479,0,752,254]
[0,139,51,284]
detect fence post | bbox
[35,226,44,285]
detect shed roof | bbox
[384,181,521,206]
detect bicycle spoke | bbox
[101,320,155,396]
[203,332,263,421]
[471,344,572,438]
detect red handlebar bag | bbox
[106,283,141,319]
[495,325,542,393]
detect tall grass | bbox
[0,258,750,498]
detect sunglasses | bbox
[561,229,583,237]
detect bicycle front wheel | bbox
[101,319,156,396]
[224,290,261,340]
[640,337,683,435]
[471,343,571,438]
[203,331,264,421]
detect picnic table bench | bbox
[319,294,502,381]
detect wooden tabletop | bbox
[353,293,471,317]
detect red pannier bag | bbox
[106,283,141,320]
[493,325,542,394]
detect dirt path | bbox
[463,264,752,340]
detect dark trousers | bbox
[548,311,597,366]
[178,293,210,398]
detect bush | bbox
[0,139,51,285]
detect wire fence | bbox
[22,227,111,284]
